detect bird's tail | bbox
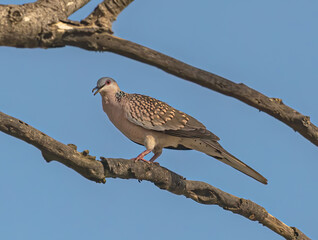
[182,138,268,184]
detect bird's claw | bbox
[131,157,151,163]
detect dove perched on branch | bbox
[92,77,267,184]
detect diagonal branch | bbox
[82,0,134,33]
[0,111,310,240]
[0,2,313,239]
[0,1,317,146]
[61,32,318,147]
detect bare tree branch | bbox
[0,0,89,47]
[0,1,316,146]
[0,111,105,182]
[0,111,310,240]
[83,0,134,33]
[0,1,314,239]
[61,32,318,147]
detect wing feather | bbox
[124,94,219,141]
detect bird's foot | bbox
[132,149,152,163]
[131,157,151,163]
[131,157,160,166]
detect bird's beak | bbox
[92,86,100,96]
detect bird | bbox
[92,77,267,184]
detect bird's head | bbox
[92,77,120,96]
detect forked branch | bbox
[0,0,316,146]
[0,1,314,239]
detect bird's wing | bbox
[124,94,220,141]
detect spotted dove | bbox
[92,77,267,184]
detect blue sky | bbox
[1,1,317,239]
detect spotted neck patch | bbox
[115,91,126,102]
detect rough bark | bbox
[0,0,317,146]
[83,0,134,33]
[0,111,310,240]
[0,0,89,47]
[0,0,318,146]
[0,1,314,239]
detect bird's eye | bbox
[106,80,111,85]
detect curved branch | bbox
[62,32,318,147]
[0,2,313,239]
[0,111,309,240]
[0,1,317,146]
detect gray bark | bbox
[0,1,312,239]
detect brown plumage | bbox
[125,94,220,141]
[93,77,268,184]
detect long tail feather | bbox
[183,138,268,184]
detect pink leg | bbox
[132,149,152,163]
[149,151,162,162]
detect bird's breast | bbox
[102,102,150,145]
[102,101,183,150]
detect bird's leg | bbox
[132,149,152,163]
[131,135,157,163]
[149,151,162,162]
